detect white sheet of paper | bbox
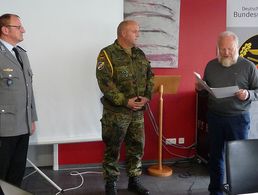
[194,72,239,98]
[210,86,239,98]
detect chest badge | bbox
[3,68,13,72]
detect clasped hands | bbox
[127,96,149,111]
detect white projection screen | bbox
[1,0,123,144]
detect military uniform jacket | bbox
[96,40,154,112]
[0,41,37,136]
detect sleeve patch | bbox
[97,61,105,70]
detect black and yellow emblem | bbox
[239,34,258,68]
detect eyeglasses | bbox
[219,47,236,53]
[6,25,23,30]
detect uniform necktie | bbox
[12,47,23,68]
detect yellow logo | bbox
[239,34,258,68]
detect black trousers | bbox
[0,134,29,187]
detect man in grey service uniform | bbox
[0,13,38,187]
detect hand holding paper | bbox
[194,72,214,94]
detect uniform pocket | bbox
[116,66,132,82]
[0,105,17,131]
[0,69,19,89]
[0,69,19,79]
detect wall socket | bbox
[178,137,185,144]
[165,138,176,145]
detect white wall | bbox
[1,0,123,166]
[1,0,123,145]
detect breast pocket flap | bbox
[0,105,16,114]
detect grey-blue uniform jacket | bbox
[0,41,37,137]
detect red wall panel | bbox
[58,0,226,165]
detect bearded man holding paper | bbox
[196,31,258,195]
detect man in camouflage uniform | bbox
[96,20,154,195]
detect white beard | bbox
[220,58,234,67]
[219,54,238,67]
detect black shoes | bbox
[105,176,149,195]
[128,176,150,195]
[105,180,117,195]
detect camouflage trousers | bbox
[101,108,145,181]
